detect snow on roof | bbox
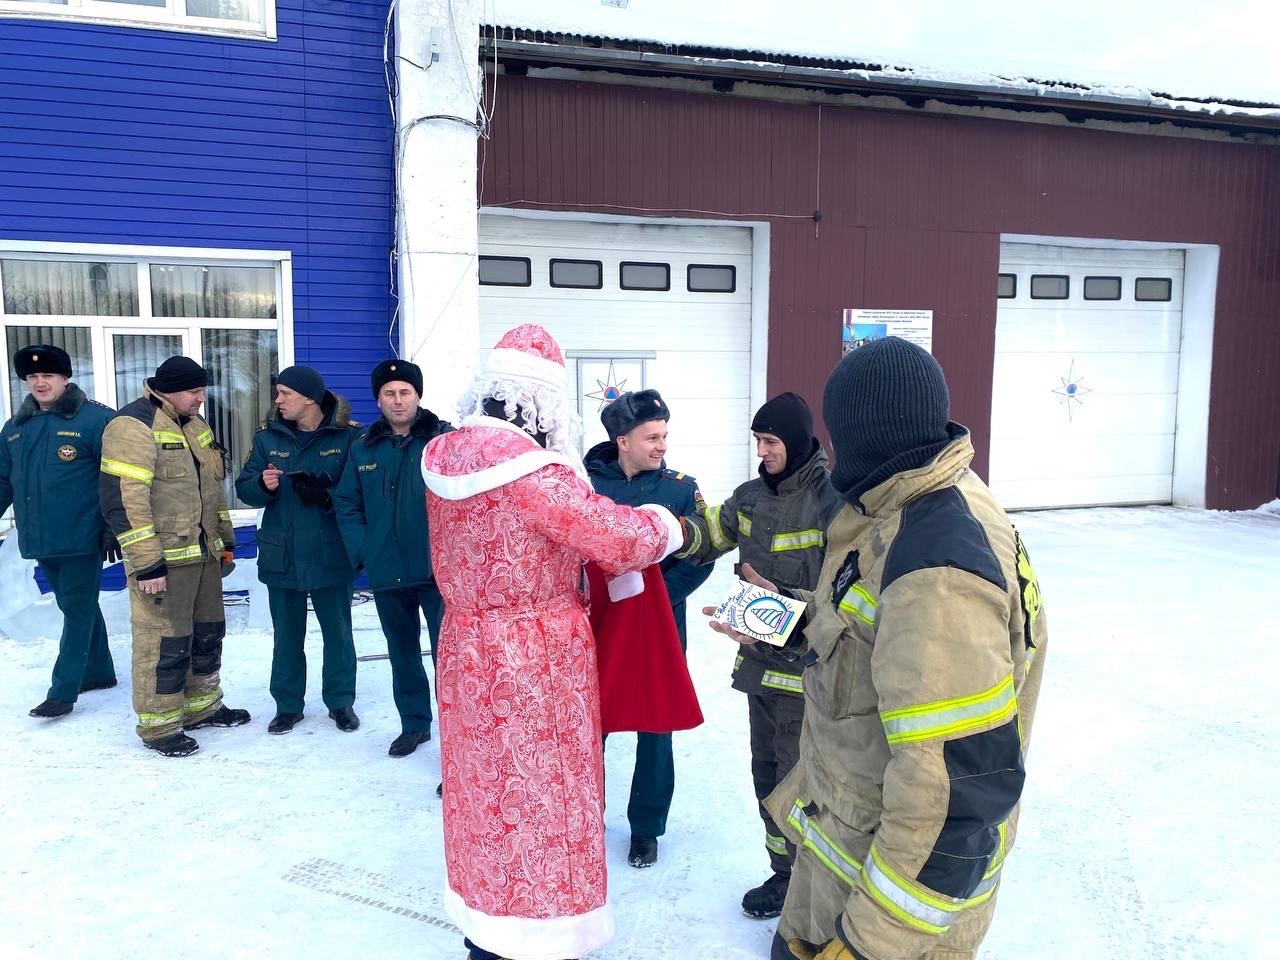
[486,0,1280,122]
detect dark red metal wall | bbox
[480,75,1280,509]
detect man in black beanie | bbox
[237,365,362,737]
[101,356,248,757]
[721,338,1049,960]
[335,359,453,757]
[676,392,841,919]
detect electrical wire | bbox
[484,199,816,220]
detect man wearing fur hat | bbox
[677,392,842,920]
[1,344,117,720]
[422,324,685,960]
[335,359,452,758]
[236,365,362,737]
[584,388,712,869]
[101,355,248,757]
[712,338,1048,960]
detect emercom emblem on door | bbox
[572,356,649,454]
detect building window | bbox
[619,262,671,291]
[1083,276,1122,301]
[997,273,1017,299]
[0,0,276,39]
[1029,274,1070,300]
[1134,277,1173,302]
[549,259,603,290]
[688,264,736,293]
[478,256,532,287]
[1,247,284,510]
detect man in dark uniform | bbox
[1,344,117,720]
[235,365,361,736]
[335,359,453,758]
[584,388,712,868]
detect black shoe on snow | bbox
[329,706,360,732]
[628,835,658,868]
[436,781,443,798]
[144,732,200,758]
[185,705,251,730]
[388,729,430,757]
[268,712,304,735]
[29,698,73,719]
[742,872,790,919]
[80,678,118,693]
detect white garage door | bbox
[477,215,754,502]
[989,243,1185,509]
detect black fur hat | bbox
[13,344,72,380]
[601,389,669,440]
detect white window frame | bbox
[0,239,293,522]
[0,0,277,41]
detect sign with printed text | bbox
[713,579,807,647]
[841,309,933,355]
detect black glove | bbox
[101,532,123,564]
[289,471,334,509]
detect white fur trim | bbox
[638,504,683,559]
[444,887,614,960]
[607,569,645,602]
[485,347,566,389]
[423,448,577,500]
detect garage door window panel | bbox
[550,259,603,289]
[688,264,736,293]
[1030,275,1070,300]
[997,274,1017,299]
[1135,277,1173,302]
[479,256,532,287]
[1083,276,1122,301]
[620,262,671,291]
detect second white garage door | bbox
[989,243,1185,509]
[477,214,755,503]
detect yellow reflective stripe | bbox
[184,689,222,715]
[771,529,824,552]
[765,833,789,856]
[195,428,214,447]
[839,583,878,625]
[212,538,225,553]
[881,674,1017,745]
[761,670,804,694]
[101,458,154,485]
[734,653,744,671]
[152,430,187,446]
[217,509,231,522]
[706,506,731,551]
[737,511,752,538]
[117,524,155,548]
[138,707,186,728]
[864,845,962,935]
[162,544,204,562]
[787,800,862,887]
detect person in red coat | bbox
[422,325,683,960]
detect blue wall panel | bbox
[0,0,395,425]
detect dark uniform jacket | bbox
[101,384,234,577]
[584,440,712,647]
[334,408,453,592]
[1,384,114,559]
[235,392,359,591]
[678,442,841,696]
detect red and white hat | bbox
[482,323,567,390]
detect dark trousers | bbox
[38,553,115,703]
[627,731,676,839]
[748,690,804,875]
[267,584,356,714]
[371,582,443,734]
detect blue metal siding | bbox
[0,0,394,424]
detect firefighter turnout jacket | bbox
[100,383,235,578]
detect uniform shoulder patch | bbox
[664,468,698,486]
[882,486,1006,593]
[256,422,269,432]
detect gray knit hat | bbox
[822,337,951,500]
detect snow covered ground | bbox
[2,503,1278,959]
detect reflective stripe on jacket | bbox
[766,431,1048,959]
[100,384,234,577]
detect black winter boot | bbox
[627,835,658,868]
[268,712,304,734]
[80,678,118,693]
[742,872,790,919]
[185,705,251,730]
[144,732,200,758]
[29,698,73,719]
[328,706,360,732]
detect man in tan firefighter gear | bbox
[100,356,250,757]
[707,337,1047,960]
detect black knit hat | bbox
[750,392,814,471]
[276,365,326,405]
[14,344,72,380]
[149,355,208,393]
[371,358,423,398]
[822,337,951,501]
[601,389,669,441]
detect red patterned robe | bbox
[422,416,680,960]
